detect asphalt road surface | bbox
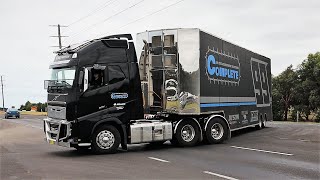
[1,115,319,180]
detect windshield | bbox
[48,67,76,88]
[7,108,18,112]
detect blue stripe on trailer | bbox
[200,102,257,107]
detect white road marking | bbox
[279,137,289,140]
[298,139,310,142]
[148,157,170,163]
[203,171,239,180]
[230,146,293,156]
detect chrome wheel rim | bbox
[211,123,224,140]
[96,130,115,149]
[259,119,262,128]
[181,124,195,142]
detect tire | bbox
[173,119,200,147]
[262,115,267,128]
[205,118,228,144]
[91,125,121,154]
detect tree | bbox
[293,52,320,121]
[272,75,284,120]
[272,65,298,121]
[37,102,42,112]
[25,101,32,111]
[19,104,24,110]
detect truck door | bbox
[77,64,129,118]
[106,64,130,109]
[77,65,109,118]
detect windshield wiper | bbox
[60,80,72,86]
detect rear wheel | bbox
[205,118,228,144]
[262,115,267,128]
[255,118,263,130]
[91,125,120,154]
[173,119,200,147]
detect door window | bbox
[108,65,125,84]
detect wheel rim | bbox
[259,119,262,127]
[211,123,224,140]
[96,130,115,150]
[181,124,195,142]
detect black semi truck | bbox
[44,28,272,154]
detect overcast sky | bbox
[0,0,319,108]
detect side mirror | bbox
[83,68,89,92]
[78,71,84,85]
[44,80,49,89]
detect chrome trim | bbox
[48,93,68,96]
[78,143,91,147]
[47,106,67,120]
[48,101,67,105]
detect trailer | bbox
[44,28,272,154]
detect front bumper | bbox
[43,118,72,147]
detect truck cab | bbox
[44,34,145,153]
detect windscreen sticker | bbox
[111,93,128,99]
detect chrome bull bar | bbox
[43,118,72,147]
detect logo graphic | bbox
[228,114,239,125]
[205,47,240,85]
[111,93,128,99]
[251,110,259,122]
[250,58,271,107]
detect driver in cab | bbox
[90,70,103,89]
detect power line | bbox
[97,0,145,25]
[119,0,186,29]
[50,24,68,49]
[95,0,187,39]
[68,0,145,44]
[67,0,117,27]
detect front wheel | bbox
[91,125,120,154]
[205,118,228,144]
[173,119,200,147]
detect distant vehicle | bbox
[5,108,20,119]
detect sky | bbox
[0,0,319,108]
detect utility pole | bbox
[50,24,68,49]
[1,75,4,111]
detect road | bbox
[1,115,319,180]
